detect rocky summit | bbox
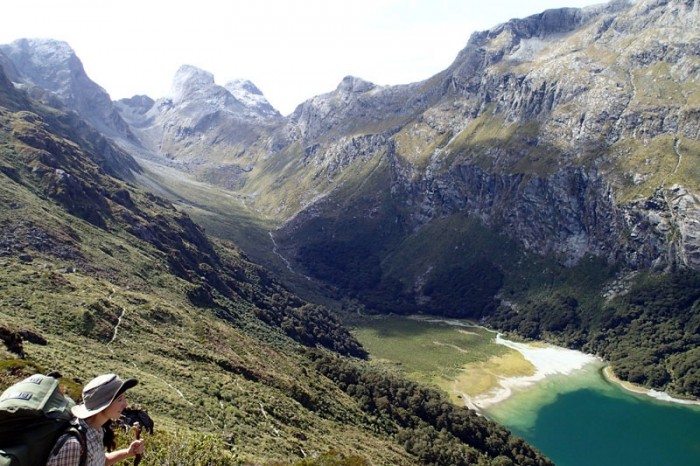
[0,38,135,141]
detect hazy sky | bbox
[1,0,604,115]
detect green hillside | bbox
[0,75,550,465]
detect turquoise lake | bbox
[486,364,700,466]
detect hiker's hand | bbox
[128,439,145,456]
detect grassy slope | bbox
[0,106,414,464]
[0,90,554,464]
[132,157,279,265]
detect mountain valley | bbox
[2,0,700,464]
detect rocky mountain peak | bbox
[169,64,217,103]
[166,65,279,120]
[224,79,281,119]
[0,38,78,87]
[336,76,376,94]
[116,66,280,164]
[118,94,155,113]
[224,78,262,96]
[623,0,699,28]
[0,38,135,141]
[448,4,610,78]
[0,38,103,104]
[284,74,421,143]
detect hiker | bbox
[47,373,145,466]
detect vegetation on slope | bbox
[280,185,700,401]
[490,269,700,398]
[0,72,549,464]
[375,208,700,399]
[309,350,552,466]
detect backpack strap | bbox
[50,423,88,466]
[72,423,88,466]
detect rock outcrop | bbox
[0,55,140,181]
[117,65,281,186]
[0,39,136,142]
[224,79,281,120]
[412,0,700,269]
[269,0,700,271]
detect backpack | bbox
[0,374,86,466]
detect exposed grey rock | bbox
[281,75,440,147]
[114,95,155,119]
[165,65,280,122]
[17,0,698,276]
[0,49,21,83]
[118,64,281,174]
[0,38,135,141]
[269,0,700,271]
[0,47,140,180]
[224,79,281,119]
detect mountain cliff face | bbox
[0,39,142,180]
[3,1,695,299]
[115,64,282,186]
[246,0,700,273]
[418,0,700,270]
[105,0,698,276]
[0,39,136,142]
[5,4,698,276]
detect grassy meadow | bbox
[350,316,535,404]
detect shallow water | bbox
[486,363,700,466]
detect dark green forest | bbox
[490,270,700,398]
[308,350,552,466]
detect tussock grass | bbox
[437,106,562,176]
[0,112,415,464]
[351,316,524,402]
[453,352,535,400]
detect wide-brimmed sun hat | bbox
[71,373,138,419]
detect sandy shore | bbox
[408,318,602,410]
[408,318,700,410]
[602,366,700,406]
[464,335,599,410]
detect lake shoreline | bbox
[462,334,600,410]
[368,315,700,409]
[602,366,700,407]
[353,315,700,465]
[404,317,602,410]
